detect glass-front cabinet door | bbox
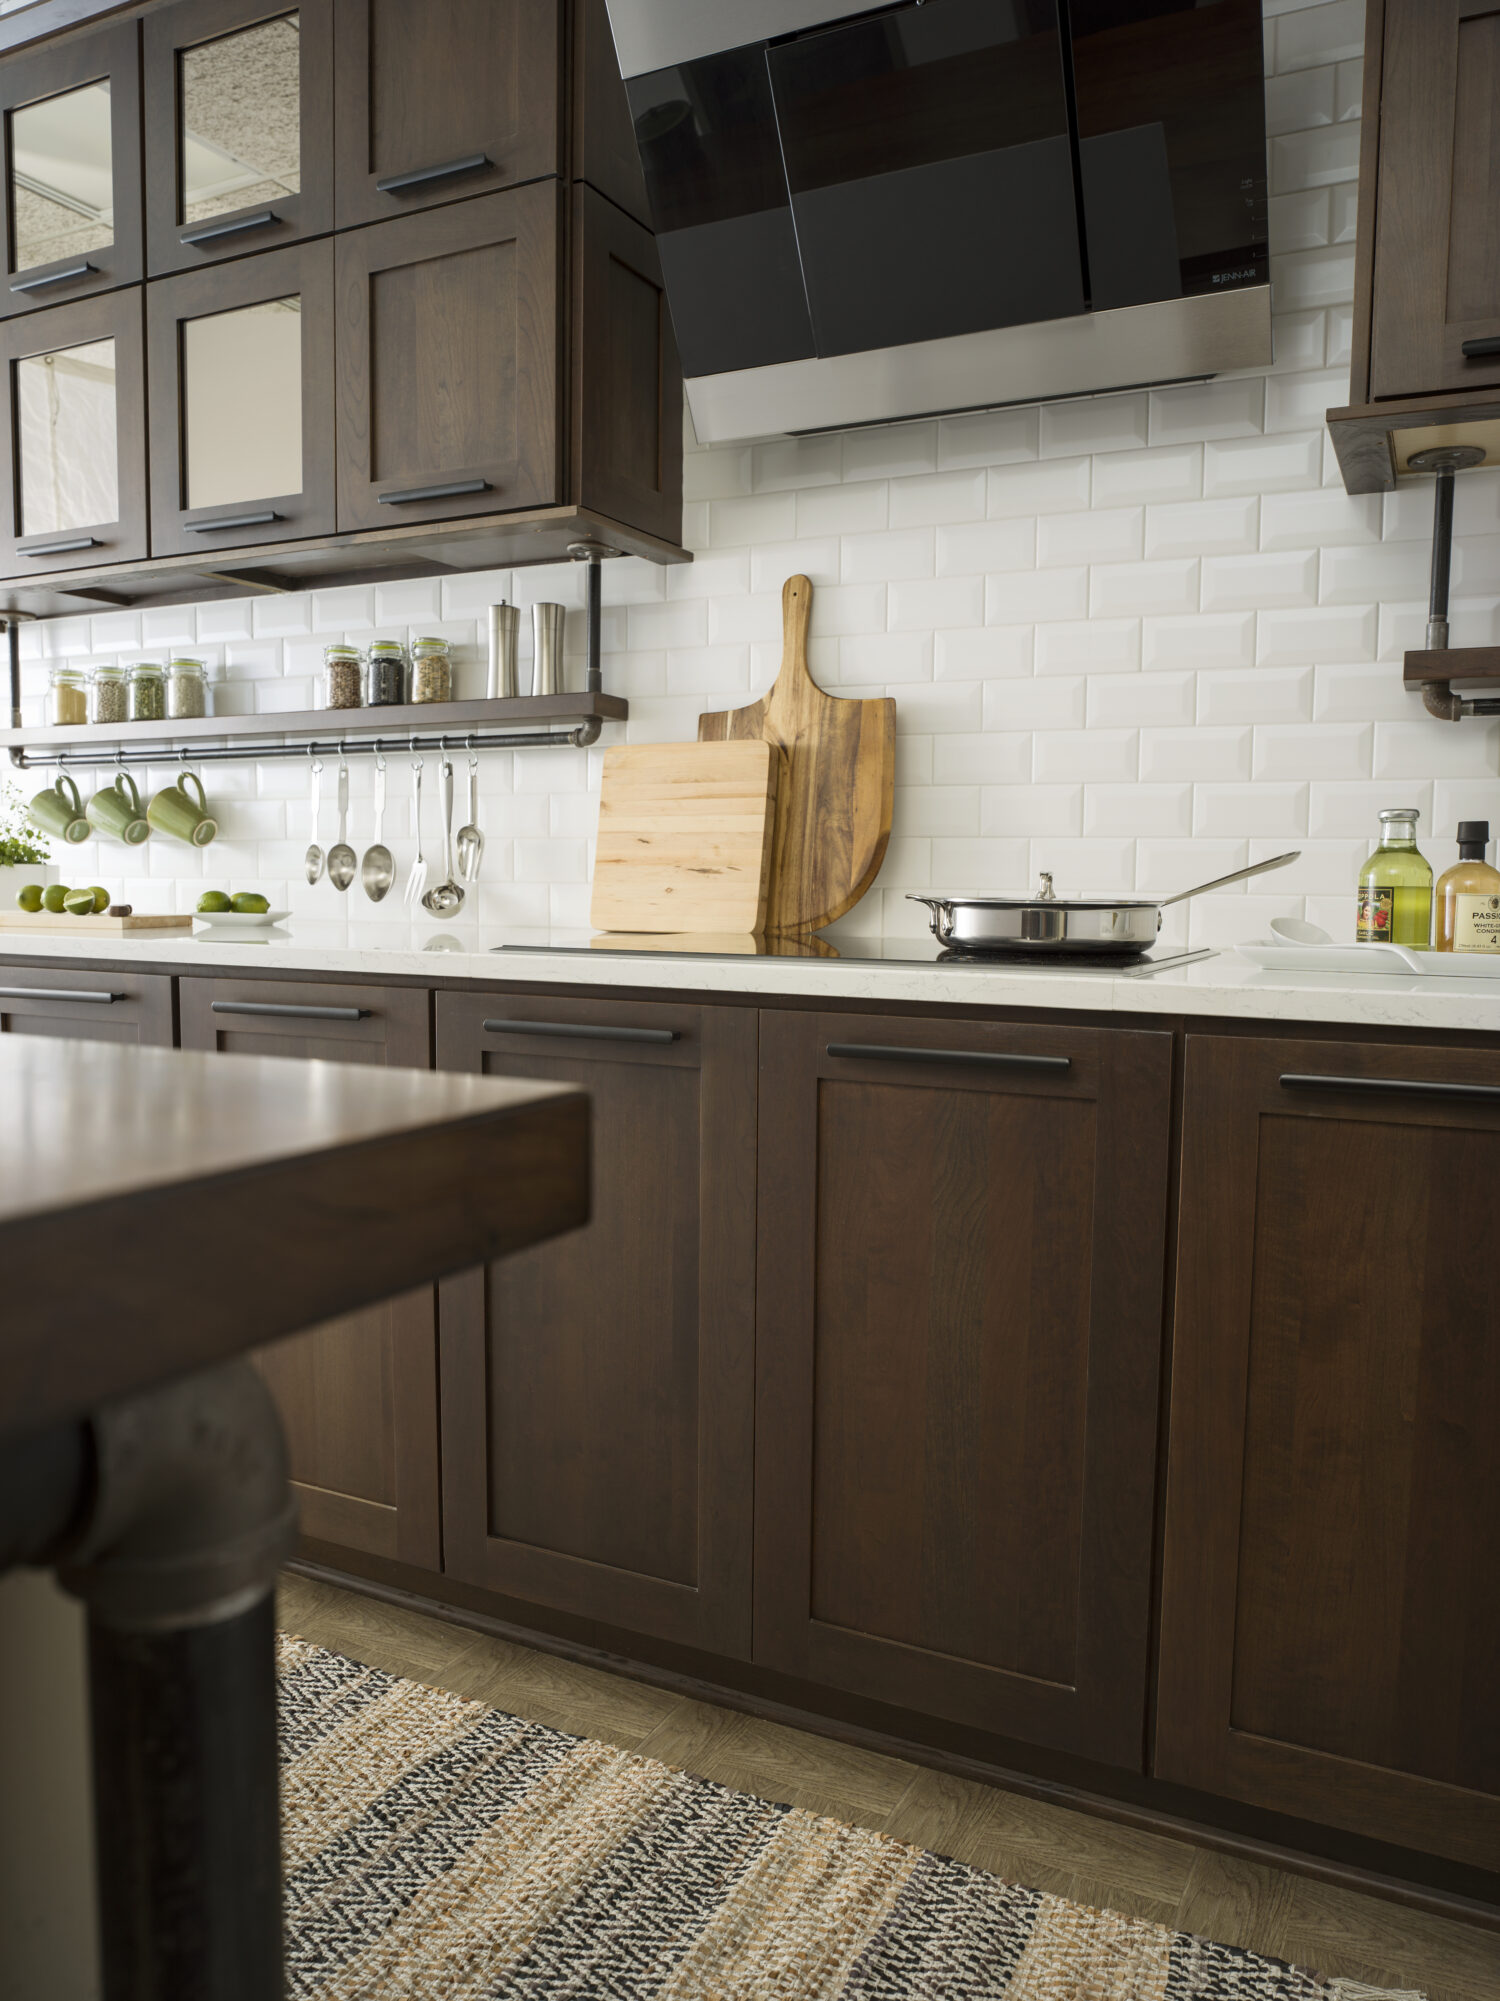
[146,238,334,555]
[0,288,146,576]
[143,0,332,277]
[0,23,142,316]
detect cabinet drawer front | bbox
[333,0,560,230]
[755,1010,1173,1770]
[335,184,560,533]
[1159,1034,1500,1870]
[0,962,172,1043]
[435,989,755,1658]
[178,975,429,1064]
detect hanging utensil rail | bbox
[3,721,596,772]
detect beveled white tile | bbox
[1253,721,1372,780]
[987,455,1092,516]
[1037,507,1142,568]
[1090,558,1199,618]
[1202,548,1319,611]
[1256,602,1377,663]
[1034,617,1140,675]
[1140,726,1252,783]
[937,624,1033,679]
[1193,782,1309,837]
[888,576,985,630]
[1276,0,1365,74]
[1142,611,1257,670]
[981,784,1082,836]
[889,468,988,527]
[1144,498,1259,560]
[987,568,1088,625]
[1087,671,1195,727]
[1039,393,1147,458]
[1204,430,1323,497]
[1197,665,1314,724]
[1084,783,1193,837]
[938,405,1038,468]
[1034,727,1137,783]
[1149,377,1263,445]
[936,517,1034,574]
[931,734,1030,786]
[985,675,1085,730]
[1090,445,1203,507]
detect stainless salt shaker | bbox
[486,601,520,698]
[531,602,566,696]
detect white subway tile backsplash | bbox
[987,675,1085,729]
[1272,243,1357,311]
[1193,782,1309,837]
[1140,727,1252,783]
[843,422,938,481]
[1037,507,1142,568]
[1204,431,1323,497]
[1034,618,1140,675]
[795,480,889,538]
[1256,602,1377,663]
[889,577,985,631]
[988,456,1092,517]
[840,527,935,582]
[937,517,1034,575]
[981,784,1082,836]
[1090,558,1199,618]
[1040,393,1147,458]
[1144,498,1258,560]
[937,406,1038,469]
[1149,377,1264,446]
[708,493,798,546]
[1270,122,1359,195]
[1142,611,1257,670]
[1034,728,1136,782]
[986,568,1088,625]
[938,624,1033,680]
[1276,0,1365,73]
[1084,784,1193,837]
[1197,665,1315,724]
[1202,548,1320,611]
[1270,187,1332,253]
[1090,446,1203,507]
[889,469,988,527]
[931,735,1030,786]
[1087,671,1195,727]
[1253,721,1372,779]
[1264,63,1335,135]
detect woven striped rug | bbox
[277,1635,1424,2000]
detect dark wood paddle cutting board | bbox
[698,575,896,934]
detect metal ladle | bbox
[456,753,484,882]
[303,754,325,885]
[361,752,395,902]
[421,756,465,916]
[326,757,357,891]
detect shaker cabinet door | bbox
[178,976,442,1576]
[0,287,146,577]
[435,992,756,1660]
[334,185,559,532]
[146,238,335,556]
[143,0,333,278]
[0,22,142,317]
[1158,1035,1500,1873]
[755,1010,1173,1769]
[0,963,173,1044]
[332,0,560,230]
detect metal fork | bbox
[402,754,428,907]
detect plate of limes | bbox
[192,891,288,929]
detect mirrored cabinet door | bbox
[143,0,332,278]
[0,23,142,316]
[146,238,334,555]
[0,288,146,575]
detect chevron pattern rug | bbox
[277,1635,1424,2001]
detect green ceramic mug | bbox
[146,771,217,847]
[28,774,89,845]
[87,770,151,846]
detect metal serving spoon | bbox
[456,753,484,882]
[422,757,465,916]
[326,758,357,891]
[362,753,395,902]
[403,754,428,908]
[304,755,325,885]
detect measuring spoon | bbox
[456,754,484,881]
[327,758,357,891]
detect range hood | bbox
[605,0,1271,444]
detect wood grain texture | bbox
[590,740,779,934]
[0,914,190,933]
[1158,1034,1500,1871]
[0,961,174,1045]
[699,577,895,935]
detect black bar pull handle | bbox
[483,1017,678,1045]
[376,152,491,194]
[377,478,491,506]
[10,260,95,293]
[1280,1071,1500,1103]
[826,1042,1071,1072]
[185,511,281,533]
[0,986,118,1003]
[211,1000,370,1022]
[1461,337,1500,358]
[18,535,99,556]
[179,209,278,246]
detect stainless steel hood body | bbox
[606,0,1272,443]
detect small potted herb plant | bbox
[0,780,56,901]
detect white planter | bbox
[0,861,59,899]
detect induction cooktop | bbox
[493,936,1215,974]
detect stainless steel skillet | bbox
[908,851,1299,956]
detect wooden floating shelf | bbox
[1327,392,1500,496]
[0,692,627,754]
[1402,646,1500,687]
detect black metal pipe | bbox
[586,553,603,695]
[1428,468,1456,643]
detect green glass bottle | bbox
[1357,807,1433,947]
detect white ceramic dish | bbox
[191,907,290,931]
[1238,938,1500,978]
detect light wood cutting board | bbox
[590,740,781,933]
[0,912,191,934]
[699,575,895,933]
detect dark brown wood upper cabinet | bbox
[1158,1035,1500,1873]
[332,0,560,231]
[335,183,559,533]
[755,1011,1173,1769]
[434,992,756,1660]
[178,975,442,1575]
[0,21,142,317]
[143,0,333,279]
[146,238,334,556]
[0,285,145,577]
[1366,0,1500,401]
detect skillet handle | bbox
[907,894,956,943]
[1157,850,1300,908]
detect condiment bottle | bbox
[1434,820,1500,953]
[1357,807,1432,947]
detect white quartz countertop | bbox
[2,923,1499,1033]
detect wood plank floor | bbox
[278,1572,1499,2001]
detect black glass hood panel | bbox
[1069,0,1269,310]
[765,0,1082,358]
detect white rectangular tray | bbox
[1237,940,1500,978]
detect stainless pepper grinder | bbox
[486,601,520,698]
[531,602,566,696]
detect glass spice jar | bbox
[128,660,166,723]
[91,662,129,725]
[167,656,208,719]
[323,643,363,711]
[364,639,406,707]
[46,663,88,726]
[410,636,452,704]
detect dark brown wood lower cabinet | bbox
[755,1010,1173,1769]
[0,962,173,1043]
[178,975,441,1573]
[1158,1035,1500,1872]
[435,992,756,1658]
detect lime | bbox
[230,892,269,914]
[41,883,69,913]
[15,883,43,912]
[86,885,109,913]
[62,888,96,915]
[197,890,233,913]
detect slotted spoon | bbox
[402,755,428,907]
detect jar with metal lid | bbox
[323,643,363,711]
[410,636,452,704]
[364,639,406,707]
[91,662,129,725]
[167,656,208,719]
[128,660,166,723]
[45,663,88,726]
